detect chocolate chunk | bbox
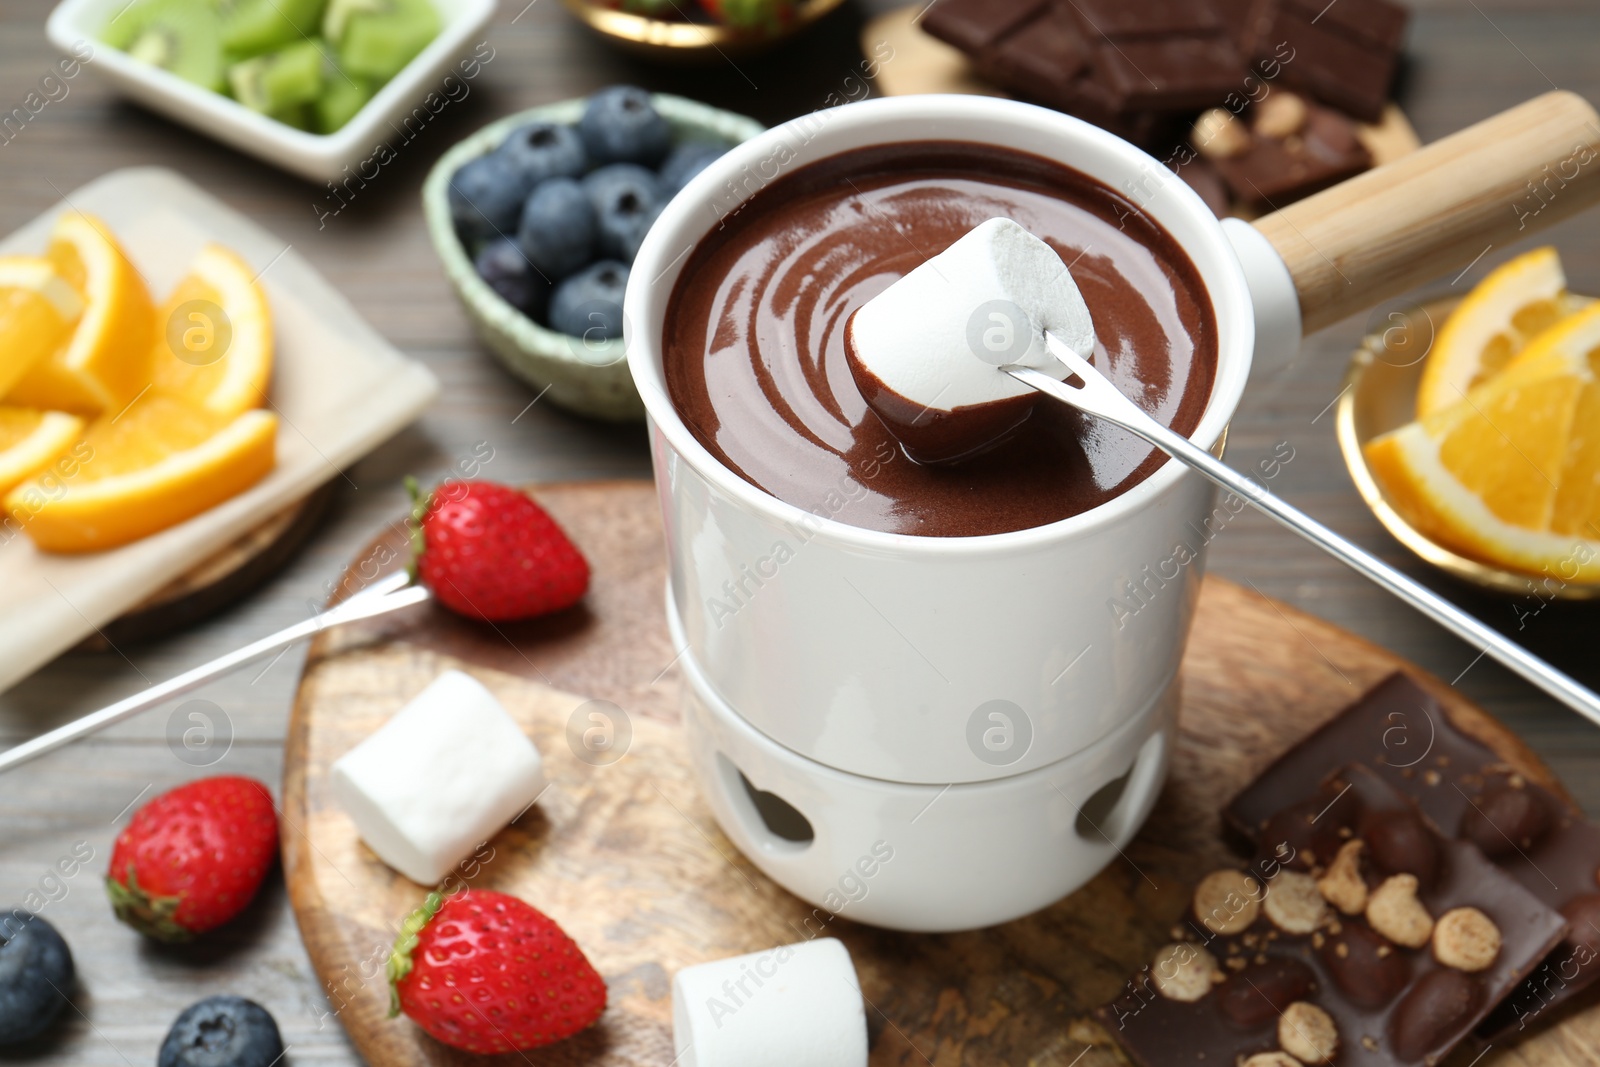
[1096,35,1247,113]
[1460,781,1551,857]
[1074,0,1222,37]
[1282,0,1408,52]
[1390,969,1484,1062]
[1224,672,1600,1036]
[1364,809,1439,891]
[1320,921,1411,1008]
[1260,6,1398,122]
[920,0,1046,53]
[1219,958,1315,1028]
[1209,96,1371,208]
[1561,893,1600,955]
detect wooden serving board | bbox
[283,481,1598,1066]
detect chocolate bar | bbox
[1243,0,1409,122]
[925,0,1247,145]
[1190,92,1372,209]
[1101,763,1567,1066]
[1226,673,1600,1038]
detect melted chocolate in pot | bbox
[663,142,1218,537]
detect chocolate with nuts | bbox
[1225,672,1600,1036]
[1100,764,1566,1067]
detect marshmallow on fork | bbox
[844,216,1097,463]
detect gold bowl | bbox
[560,0,849,59]
[1336,295,1600,600]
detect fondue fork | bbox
[1012,334,1600,728]
[0,571,430,774]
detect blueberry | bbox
[578,86,672,168]
[582,164,660,261]
[0,910,74,1045]
[549,261,629,340]
[449,154,534,248]
[517,178,597,281]
[495,120,587,187]
[618,201,665,263]
[158,996,283,1067]
[474,237,550,319]
[658,140,729,197]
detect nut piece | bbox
[1317,840,1369,916]
[1194,869,1264,935]
[1433,907,1502,972]
[1279,1001,1338,1063]
[1279,1001,1339,1064]
[1193,108,1250,159]
[1254,91,1310,139]
[1265,870,1331,935]
[1242,1054,1303,1067]
[1367,874,1435,948]
[1151,942,1221,1002]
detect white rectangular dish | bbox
[45,0,497,183]
[0,167,439,693]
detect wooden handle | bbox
[1254,91,1600,335]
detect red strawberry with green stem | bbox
[408,479,590,622]
[105,776,278,942]
[388,889,607,1053]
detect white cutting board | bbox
[0,167,439,692]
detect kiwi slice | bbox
[218,0,328,59]
[323,0,439,82]
[229,38,327,115]
[104,0,226,92]
[313,65,375,133]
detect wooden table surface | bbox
[2,0,1598,1062]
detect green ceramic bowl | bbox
[423,94,764,421]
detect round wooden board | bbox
[283,480,1596,1067]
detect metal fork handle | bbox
[0,572,430,774]
[1012,340,1600,729]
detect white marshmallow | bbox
[672,937,868,1067]
[331,670,546,885]
[849,216,1096,410]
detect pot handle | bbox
[1253,91,1600,336]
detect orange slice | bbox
[1367,302,1600,580]
[0,256,83,398]
[1415,247,1593,417]
[150,244,272,419]
[6,213,156,415]
[0,407,85,498]
[4,393,277,553]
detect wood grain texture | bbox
[283,482,1597,1066]
[1256,90,1600,333]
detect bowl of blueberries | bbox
[424,86,762,420]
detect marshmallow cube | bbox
[331,670,545,885]
[849,216,1096,411]
[672,937,868,1067]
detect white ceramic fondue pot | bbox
[626,91,1600,931]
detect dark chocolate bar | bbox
[1253,1,1405,122]
[925,0,1248,144]
[1102,764,1567,1066]
[1226,673,1600,1038]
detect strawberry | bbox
[105,776,278,942]
[409,479,590,622]
[388,889,607,1053]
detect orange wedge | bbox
[4,393,277,553]
[0,407,85,498]
[1367,302,1600,580]
[6,213,156,415]
[0,256,84,398]
[150,244,272,419]
[1416,248,1593,417]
